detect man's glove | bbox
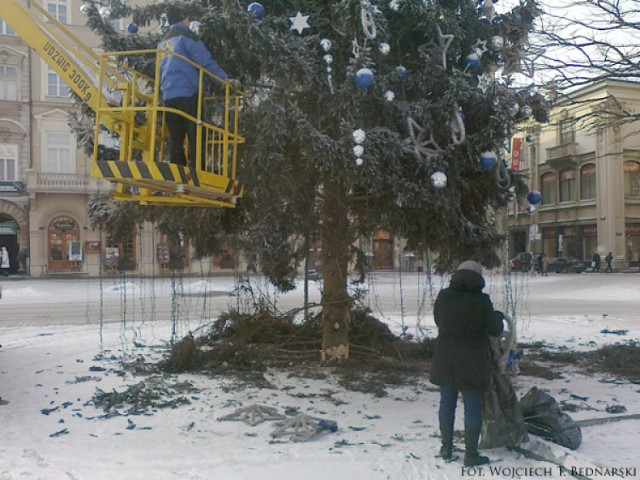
[227,78,242,90]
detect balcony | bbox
[546,142,579,169]
[26,171,111,194]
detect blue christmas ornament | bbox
[526,133,535,143]
[527,190,542,205]
[355,68,374,88]
[465,52,481,70]
[395,65,407,80]
[247,2,265,20]
[479,150,497,169]
[127,22,138,34]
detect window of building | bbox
[106,232,137,271]
[582,225,597,262]
[559,168,576,203]
[44,132,72,173]
[0,18,16,35]
[0,144,17,181]
[559,118,575,145]
[540,172,557,205]
[580,164,596,200]
[47,66,69,98]
[47,0,68,24]
[158,232,189,270]
[624,161,640,197]
[0,65,17,101]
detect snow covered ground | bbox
[1,271,639,480]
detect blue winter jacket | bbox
[158,24,227,102]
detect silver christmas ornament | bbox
[521,105,532,117]
[526,205,536,215]
[190,21,202,34]
[80,3,91,14]
[289,11,310,35]
[384,90,395,102]
[491,35,504,51]
[353,145,364,157]
[352,128,366,145]
[508,103,520,116]
[379,43,391,55]
[355,157,364,166]
[389,0,401,11]
[99,6,111,18]
[481,0,496,20]
[323,54,333,65]
[431,171,447,189]
[320,38,332,52]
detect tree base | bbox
[321,343,349,362]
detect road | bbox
[1,271,639,328]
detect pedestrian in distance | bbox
[592,252,601,273]
[541,252,549,276]
[158,5,232,171]
[605,252,613,273]
[430,260,505,466]
[0,246,10,276]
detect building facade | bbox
[0,1,242,277]
[508,80,640,270]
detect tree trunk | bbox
[320,179,351,362]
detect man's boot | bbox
[439,421,454,460]
[464,428,490,466]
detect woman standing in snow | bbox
[0,246,9,276]
[430,260,504,466]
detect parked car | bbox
[546,257,585,273]
[510,252,540,272]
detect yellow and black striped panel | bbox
[92,160,244,197]
[93,160,200,187]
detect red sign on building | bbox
[512,138,523,171]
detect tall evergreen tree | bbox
[83,0,547,361]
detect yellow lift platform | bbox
[6,0,244,208]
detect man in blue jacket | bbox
[158,5,229,170]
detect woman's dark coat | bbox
[429,269,504,391]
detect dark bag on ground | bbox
[479,366,529,449]
[519,386,582,450]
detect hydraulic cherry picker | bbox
[5,0,244,207]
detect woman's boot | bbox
[464,428,490,466]
[439,421,454,460]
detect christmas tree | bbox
[82,0,547,361]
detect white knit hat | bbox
[457,260,482,275]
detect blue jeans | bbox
[439,386,483,431]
